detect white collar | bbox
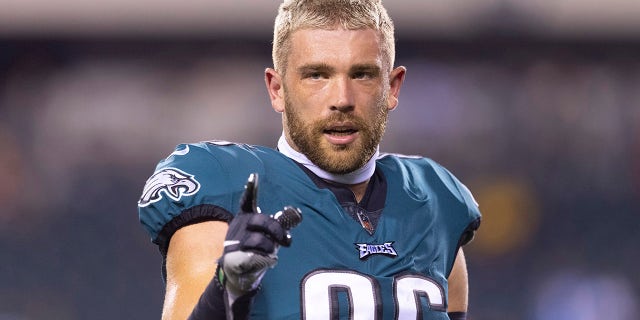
[277,133,378,185]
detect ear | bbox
[386,66,406,111]
[265,68,285,113]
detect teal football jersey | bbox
[139,141,481,320]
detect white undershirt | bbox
[277,133,378,185]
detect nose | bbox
[330,76,354,112]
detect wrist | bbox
[220,251,275,295]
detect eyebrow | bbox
[297,63,335,75]
[296,63,381,75]
[350,63,381,75]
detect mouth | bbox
[324,126,358,136]
[323,124,359,145]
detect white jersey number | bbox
[301,270,446,320]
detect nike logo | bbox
[224,240,240,247]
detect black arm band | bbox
[188,267,258,320]
[447,311,468,320]
[228,291,257,320]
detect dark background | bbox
[1,1,639,319]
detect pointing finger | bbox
[239,173,260,213]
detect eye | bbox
[352,71,375,80]
[303,71,326,80]
[308,72,322,79]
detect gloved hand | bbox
[219,173,302,299]
[188,173,302,320]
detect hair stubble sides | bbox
[272,0,396,75]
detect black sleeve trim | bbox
[458,217,482,247]
[155,204,234,256]
[155,204,234,281]
[447,217,482,277]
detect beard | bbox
[284,94,389,174]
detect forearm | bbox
[162,221,227,320]
[162,270,216,320]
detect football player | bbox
[138,0,481,319]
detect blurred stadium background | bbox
[1,0,639,319]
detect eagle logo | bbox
[138,168,200,207]
[355,242,398,260]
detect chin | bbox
[319,150,367,174]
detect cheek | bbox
[288,98,326,122]
[286,84,317,108]
[292,81,339,111]
[357,92,386,117]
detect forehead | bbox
[287,28,384,69]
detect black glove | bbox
[219,173,302,297]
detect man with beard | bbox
[138,1,481,319]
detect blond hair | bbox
[272,0,396,74]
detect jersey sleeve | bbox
[137,143,235,254]
[429,159,482,246]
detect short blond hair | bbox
[272,0,396,75]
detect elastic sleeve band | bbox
[156,204,234,281]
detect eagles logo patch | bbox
[138,168,201,207]
[355,242,398,260]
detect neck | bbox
[348,179,370,203]
[277,134,378,186]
